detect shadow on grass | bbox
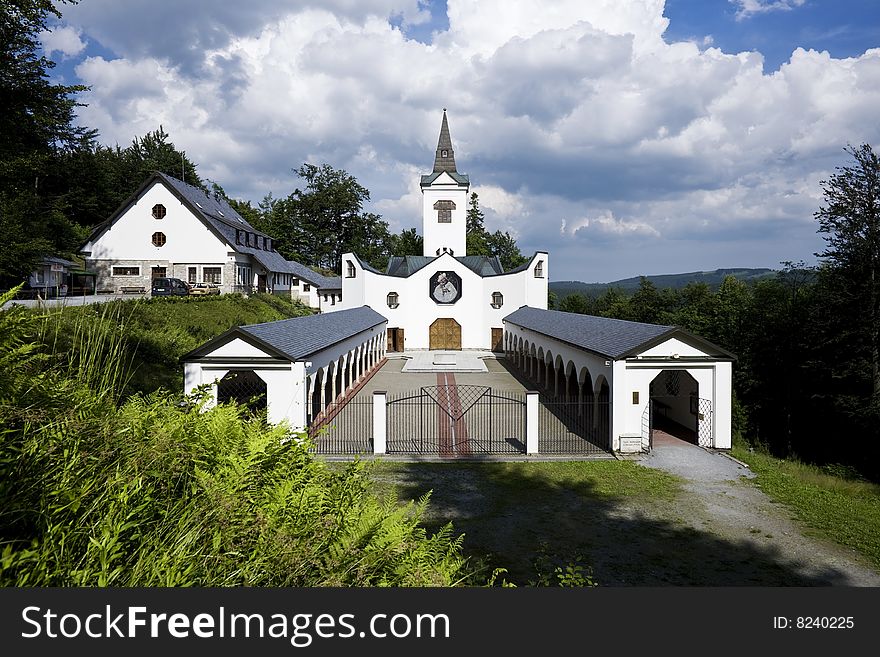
[372,460,855,586]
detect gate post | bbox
[373,390,387,455]
[526,391,539,455]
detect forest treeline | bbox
[553,144,880,481]
[0,0,526,286]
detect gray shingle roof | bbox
[186,306,387,362]
[384,255,505,278]
[503,307,676,359]
[318,276,342,291]
[419,171,470,187]
[282,259,335,288]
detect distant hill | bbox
[550,268,776,298]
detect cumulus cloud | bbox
[730,0,806,21]
[57,0,880,281]
[39,24,86,59]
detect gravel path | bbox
[370,436,880,585]
[635,432,880,586]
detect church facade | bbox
[328,111,548,351]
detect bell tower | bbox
[421,110,469,257]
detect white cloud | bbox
[58,0,880,281]
[730,0,806,21]
[39,25,86,59]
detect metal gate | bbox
[387,385,526,456]
[642,395,714,449]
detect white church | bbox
[183,112,734,455]
[328,110,548,352]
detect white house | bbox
[80,172,336,310]
[329,110,548,350]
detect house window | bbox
[534,261,544,278]
[292,278,299,287]
[236,230,243,245]
[491,291,503,309]
[303,284,311,292]
[112,266,140,276]
[266,238,272,251]
[152,232,166,247]
[35,269,46,284]
[387,292,399,309]
[433,200,455,223]
[203,267,222,284]
[346,261,356,278]
[188,267,197,284]
[152,204,166,220]
[236,265,250,286]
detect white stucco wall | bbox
[336,252,548,350]
[422,174,468,257]
[83,181,229,264]
[184,360,305,429]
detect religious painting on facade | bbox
[429,270,462,304]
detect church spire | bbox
[432,109,457,173]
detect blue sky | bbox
[40,0,880,282]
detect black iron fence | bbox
[386,386,526,456]
[309,397,373,454]
[538,394,610,454]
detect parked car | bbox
[188,281,221,296]
[151,277,190,296]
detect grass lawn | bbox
[731,446,880,570]
[364,460,683,585]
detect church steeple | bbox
[432,109,457,173]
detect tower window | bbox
[441,149,448,158]
[387,292,399,309]
[433,199,456,224]
[534,261,544,278]
[152,232,166,247]
[435,247,454,256]
[152,204,166,219]
[491,291,503,309]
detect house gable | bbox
[81,179,230,263]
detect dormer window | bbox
[346,261,356,278]
[534,261,544,278]
[152,204,166,219]
[387,292,399,309]
[236,230,243,245]
[433,200,455,223]
[491,291,503,309]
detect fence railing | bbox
[385,387,526,456]
[538,396,610,454]
[309,397,373,454]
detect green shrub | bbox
[0,290,471,587]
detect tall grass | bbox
[0,289,471,586]
[731,444,880,570]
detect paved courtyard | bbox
[312,352,614,459]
